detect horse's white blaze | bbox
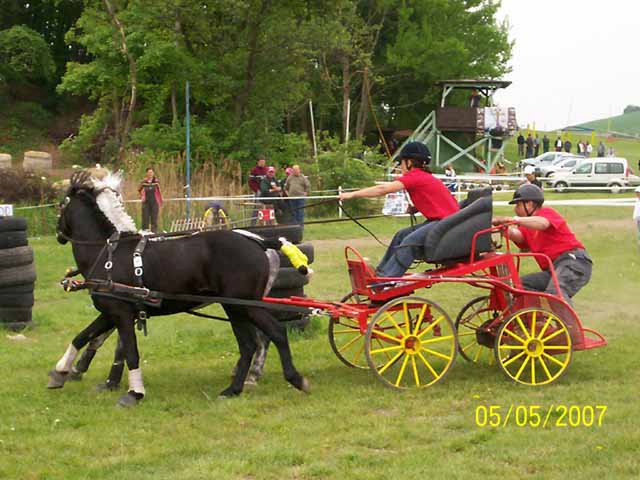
[128,368,145,396]
[56,344,78,372]
[92,172,138,233]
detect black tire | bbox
[0,282,35,295]
[0,246,34,268]
[0,307,33,330]
[278,242,314,267]
[240,224,303,244]
[268,286,305,298]
[0,264,37,288]
[0,217,27,233]
[273,267,309,289]
[0,292,34,308]
[0,231,28,249]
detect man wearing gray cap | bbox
[493,184,592,304]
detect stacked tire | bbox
[0,217,36,330]
[244,224,312,331]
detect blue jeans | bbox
[289,198,305,224]
[377,220,438,277]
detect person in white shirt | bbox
[634,186,640,253]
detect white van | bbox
[551,157,630,193]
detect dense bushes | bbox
[0,170,58,204]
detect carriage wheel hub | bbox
[525,339,543,357]
[403,336,421,354]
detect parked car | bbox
[521,151,580,170]
[550,157,631,193]
[539,155,585,177]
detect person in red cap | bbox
[492,183,592,303]
[339,141,459,277]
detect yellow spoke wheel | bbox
[365,296,457,389]
[494,308,572,386]
[455,296,501,366]
[328,293,370,369]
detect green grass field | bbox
[1,203,640,479]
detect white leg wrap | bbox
[56,344,78,372]
[128,368,146,396]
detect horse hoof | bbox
[217,388,241,399]
[68,370,83,382]
[300,377,311,394]
[117,392,142,407]
[47,370,69,389]
[244,374,259,387]
[95,381,120,392]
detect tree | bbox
[0,25,55,86]
[623,105,640,115]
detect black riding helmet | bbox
[509,183,545,205]
[397,141,431,166]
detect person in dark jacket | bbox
[542,134,550,153]
[138,167,163,232]
[517,133,525,158]
[525,134,534,158]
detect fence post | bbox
[338,186,343,219]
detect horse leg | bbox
[95,334,126,392]
[69,327,116,381]
[246,329,270,385]
[47,313,114,389]
[246,307,310,393]
[112,313,145,407]
[220,307,258,398]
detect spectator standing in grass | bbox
[525,134,534,158]
[542,134,550,153]
[534,135,540,156]
[555,136,563,152]
[634,186,640,253]
[517,132,525,158]
[138,167,163,232]
[564,139,572,153]
[284,165,311,225]
[248,155,268,225]
[585,142,593,157]
[597,141,606,157]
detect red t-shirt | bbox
[249,165,268,192]
[398,168,459,220]
[518,207,585,270]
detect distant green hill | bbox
[573,110,640,137]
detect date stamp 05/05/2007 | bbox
[475,405,607,428]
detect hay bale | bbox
[0,153,11,169]
[23,151,52,171]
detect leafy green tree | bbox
[0,25,55,85]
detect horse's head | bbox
[56,169,137,244]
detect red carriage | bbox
[265,194,607,389]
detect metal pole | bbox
[345,98,351,145]
[309,100,318,166]
[185,81,191,218]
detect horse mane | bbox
[68,169,138,235]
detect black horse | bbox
[48,170,309,406]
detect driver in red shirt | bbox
[339,141,459,277]
[493,184,593,304]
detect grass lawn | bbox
[1,204,639,479]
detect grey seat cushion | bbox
[423,195,493,263]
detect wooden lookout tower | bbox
[392,79,517,172]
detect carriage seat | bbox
[422,193,493,264]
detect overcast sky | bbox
[493,0,638,131]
